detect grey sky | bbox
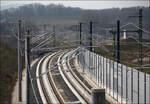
[1,1,150,10]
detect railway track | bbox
[36,49,94,104]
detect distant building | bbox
[123,30,127,39]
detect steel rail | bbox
[58,51,87,104]
[41,52,62,104]
[59,51,90,103]
[67,52,91,94]
[36,54,50,104]
[47,51,66,104]
[36,52,60,104]
[36,49,93,104]
[45,50,81,104]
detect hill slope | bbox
[0,41,18,104]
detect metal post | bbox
[106,59,107,91]
[138,9,143,70]
[117,63,118,101]
[103,57,104,88]
[88,51,89,72]
[98,55,100,86]
[94,54,96,80]
[91,88,105,104]
[25,30,30,104]
[131,69,133,103]
[18,20,22,102]
[79,23,82,46]
[138,70,139,104]
[100,56,102,85]
[113,61,114,98]
[95,54,96,80]
[76,24,79,47]
[77,51,79,65]
[116,20,120,101]
[109,59,111,95]
[126,66,128,103]
[96,54,99,83]
[89,51,91,77]
[93,53,94,77]
[95,54,97,81]
[121,65,123,103]
[117,20,120,63]
[79,51,80,67]
[81,52,83,71]
[144,73,146,104]
[97,55,99,84]
[89,21,93,51]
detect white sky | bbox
[1,1,150,10]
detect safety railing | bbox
[77,48,150,104]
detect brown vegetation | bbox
[0,41,18,104]
[94,38,150,74]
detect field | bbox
[94,38,150,74]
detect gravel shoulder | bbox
[11,58,39,104]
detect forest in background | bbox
[0,4,150,49]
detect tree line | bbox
[0,3,149,48]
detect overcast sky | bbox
[1,1,150,10]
